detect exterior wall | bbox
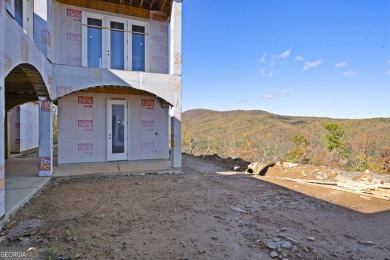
[10,103,39,153]
[58,90,169,164]
[52,2,168,73]
[4,9,53,96]
[34,0,53,60]
[9,106,20,153]
[1,0,7,217]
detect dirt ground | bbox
[1,155,390,259]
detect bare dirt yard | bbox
[1,155,390,259]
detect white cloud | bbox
[262,94,278,99]
[260,69,277,78]
[278,49,292,59]
[260,53,267,63]
[235,100,249,104]
[303,60,322,71]
[342,70,359,77]
[294,56,304,62]
[282,89,291,95]
[385,69,390,75]
[387,60,390,66]
[334,62,347,68]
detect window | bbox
[132,25,145,71]
[14,0,23,27]
[110,21,125,70]
[87,18,103,68]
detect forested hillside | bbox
[182,109,390,173]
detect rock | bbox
[18,237,30,246]
[283,162,299,168]
[233,166,241,171]
[281,241,292,249]
[246,162,266,174]
[315,173,325,180]
[307,236,315,241]
[7,219,42,241]
[358,240,375,246]
[270,251,278,258]
[277,228,288,233]
[281,250,288,258]
[267,241,278,249]
[229,206,247,214]
[58,254,70,260]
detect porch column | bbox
[169,0,182,168]
[0,0,6,216]
[38,98,53,177]
[170,0,182,76]
[170,107,182,168]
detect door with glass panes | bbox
[107,100,128,161]
[82,13,147,71]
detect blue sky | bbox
[181,0,390,119]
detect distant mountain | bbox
[182,109,390,173]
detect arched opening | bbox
[3,64,51,216]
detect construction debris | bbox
[282,177,390,201]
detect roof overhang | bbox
[56,0,173,20]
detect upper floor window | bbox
[14,0,23,27]
[82,12,148,72]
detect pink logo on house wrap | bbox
[15,139,20,145]
[78,120,93,128]
[142,121,154,128]
[142,99,154,110]
[152,13,165,22]
[41,99,51,112]
[15,123,20,128]
[142,142,155,149]
[78,96,93,108]
[41,30,51,46]
[39,156,51,171]
[66,33,81,42]
[78,143,93,152]
[0,164,4,191]
[67,8,81,18]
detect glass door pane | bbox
[110,21,125,70]
[111,104,125,153]
[132,25,145,71]
[87,18,103,68]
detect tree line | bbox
[182,121,390,174]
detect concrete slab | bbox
[53,163,120,177]
[118,159,172,173]
[1,158,50,226]
[54,159,177,177]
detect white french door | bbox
[82,12,148,71]
[106,17,127,70]
[107,100,128,161]
[82,13,105,68]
